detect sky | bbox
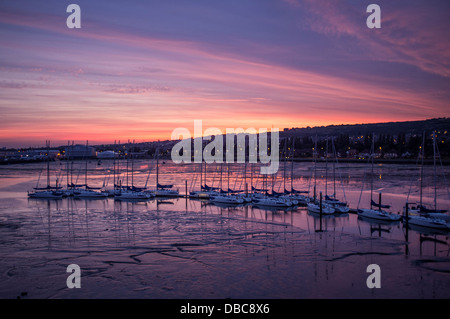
[0,0,449,147]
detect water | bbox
[0,159,449,299]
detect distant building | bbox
[401,151,413,158]
[346,149,358,158]
[384,152,398,159]
[10,149,60,160]
[65,144,96,159]
[97,151,118,159]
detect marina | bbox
[0,156,449,299]
[1,0,449,305]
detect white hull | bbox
[73,190,108,199]
[328,204,349,213]
[253,197,292,207]
[102,189,122,197]
[278,196,299,206]
[307,203,335,215]
[403,205,450,221]
[237,195,252,203]
[154,189,179,197]
[406,215,450,230]
[189,191,211,199]
[211,195,244,204]
[427,213,450,221]
[290,195,310,205]
[114,191,151,200]
[251,193,267,200]
[62,189,82,197]
[358,209,401,221]
[28,191,63,199]
[402,206,421,215]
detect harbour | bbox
[0,157,449,299]
[1,1,450,303]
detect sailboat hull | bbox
[73,190,108,199]
[189,191,211,199]
[358,209,401,221]
[406,216,450,230]
[210,195,244,204]
[113,189,152,200]
[154,189,179,197]
[28,191,63,199]
[307,203,335,214]
[253,198,292,207]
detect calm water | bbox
[0,159,449,299]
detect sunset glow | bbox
[1,0,449,147]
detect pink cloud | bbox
[293,0,450,77]
[0,2,448,147]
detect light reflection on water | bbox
[0,160,449,299]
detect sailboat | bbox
[73,141,108,199]
[232,160,252,203]
[307,200,335,215]
[28,141,64,199]
[101,140,122,197]
[406,214,449,231]
[250,158,293,207]
[153,149,179,197]
[270,138,299,206]
[253,196,292,208]
[284,140,314,206]
[116,188,152,200]
[404,131,450,230]
[357,134,401,222]
[284,138,310,205]
[210,163,244,204]
[114,141,152,201]
[323,137,349,213]
[306,136,335,215]
[189,161,212,199]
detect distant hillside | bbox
[4,117,450,163]
[282,117,449,138]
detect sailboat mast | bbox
[203,161,206,190]
[250,162,253,193]
[156,149,159,189]
[200,158,203,190]
[126,140,129,189]
[66,140,70,188]
[314,135,317,201]
[370,134,374,210]
[244,159,247,193]
[85,140,88,189]
[113,140,116,191]
[220,162,223,192]
[332,138,336,197]
[291,137,294,192]
[419,132,425,207]
[283,138,287,192]
[271,167,274,194]
[325,137,328,197]
[131,140,135,188]
[227,163,230,193]
[71,141,74,187]
[433,131,437,211]
[46,140,50,188]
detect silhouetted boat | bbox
[28,141,64,199]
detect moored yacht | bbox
[307,201,335,215]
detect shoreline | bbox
[2,157,449,166]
